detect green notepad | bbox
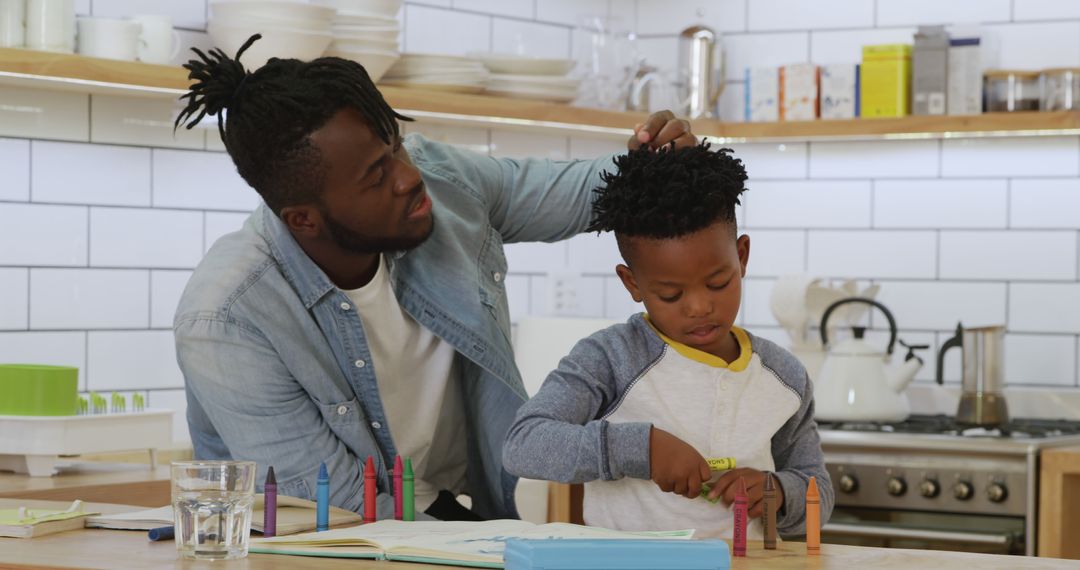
[250,520,695,568]
[0,500,96,539]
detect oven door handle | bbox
[822,523,1012,546]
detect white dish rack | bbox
[0,409,173,477]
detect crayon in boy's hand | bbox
[706,457,736,471]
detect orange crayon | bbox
[806,476,820,555]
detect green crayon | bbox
[403,458,415,521]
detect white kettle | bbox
[814,298,927,422]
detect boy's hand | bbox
[707,468,785,518]
[649,427,711,499]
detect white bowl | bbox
[332,37,398,51]
[210,1,337,23]
[208,23,333,69]
[212,13,331,33]
[324,48,399,81]
[314,0,402,18]
[333,13,398,27]
[467,52,575,76]
[331,26,399,41]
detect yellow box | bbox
[860,44,912,117]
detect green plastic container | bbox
[0,364,79,416]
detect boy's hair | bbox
[586,141,748,243]
[173,34,412,214]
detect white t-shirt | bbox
[342,255,465,512]
[583,326,801,539]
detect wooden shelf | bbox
[3,47,1080,142]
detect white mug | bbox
[76,17,140,61]
[0,0,25,48]
[133,14,179,65]
[25,0,73,52]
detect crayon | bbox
[806,476,820,555]
[316,462,329,532]
[762,472,777,550]
[147,525,174,541]
[263,466,277,538]
[394,455,403,521]
[733,477,748,557]
[364,456,377,523]
[706,457,736,471]
[403,458,415,521]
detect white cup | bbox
[133,14,179,65]
[76,16,140,61]
[0,0,25,48]
[25,0,73,52]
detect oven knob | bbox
[839,474,859,494]
[953,481,974,501]
[987,483,1009,503]
[886,477,907,496]
[919,479,940,498]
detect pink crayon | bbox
[364,456,377,523]
[733,476,748,557]
[394,455,403,521]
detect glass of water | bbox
[171,460,256,560]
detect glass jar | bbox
[1040,68,1080,111]
[984,70,1040,112]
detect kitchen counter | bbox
[1039,445,1080,559]
[0,461,171,507]
[2,527,1078,569]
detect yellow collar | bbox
[644,315,753,371]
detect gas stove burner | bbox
[817,414,1080,438]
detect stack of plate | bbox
[381,54,488,93]
[314,0,401,81]
[470,53,579,103]
[208,1,335,69]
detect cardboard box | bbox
[820,64,859,119]
[947,36,983,115]
[745,67,779,122]
[913,25,949,115]
[780,63,819,120]
[860,44,912,118]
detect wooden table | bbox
[2,527,1079,570]
[1039,445,1080,559]
[0,461,171,507]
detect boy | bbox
[503,143,833,539]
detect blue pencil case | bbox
[503,539,730,570]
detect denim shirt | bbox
[174,134,614,519]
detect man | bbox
[172,35,699,521]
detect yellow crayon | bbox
[707,457,736,471]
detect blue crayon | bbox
[316,462,329,532]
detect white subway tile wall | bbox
[0,138,29,201]
[3,0,1080,449]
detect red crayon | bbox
[364,456,377,523]
[733,476,748,557]
[393,455,403,521]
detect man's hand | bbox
[649,427,711,499]
[628,110,697,151]
[707,468,784,518]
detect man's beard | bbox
[321,207,434,255]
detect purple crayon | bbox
[263,466,277,538]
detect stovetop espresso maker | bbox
[936,323,1009,427]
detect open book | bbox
[86,494,362,535]
[250,519,694,568]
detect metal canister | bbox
[678,25,722,119]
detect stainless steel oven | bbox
[817,415,1080,556]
